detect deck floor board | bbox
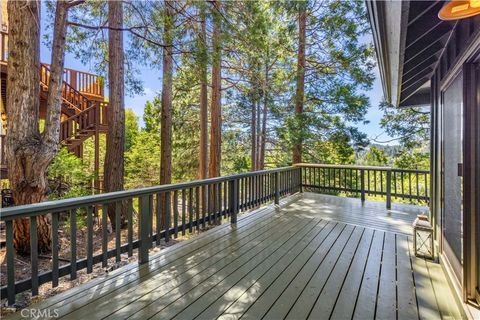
[10,193,463,320]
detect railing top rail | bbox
[293,163,430,173]
[0,166,295,220]
[293,163,392,171]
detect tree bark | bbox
[259,63,268,170]
[293,4,306,164]
[159,1,175,228]
[251,95,257,172]
[6,0,71,254]
[256,98,261,169]
[198,2,208,180]
[208,0,222,178]
[104,0,127,229]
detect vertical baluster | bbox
[416,171,420,200]
[70,209,77,279]
[249,176,253,208]
[208,184,213,223]
[102,204,108,268]
[189,188,194,231]
[394,171,397,197]
[138,195,150,264]
[202,185,206,227]
[52,212,59,287]
[274,171,280,205]
[173,190,179,238]
[196,187,200,231]
[156,193,161,245]
[223,181,228,217]
[338,169,342,191]
[87,206,93,272]
[256,175,259,204]
[425,173,429,201]
[115,202,121,262]
[308,167,312,188]
[182,189,186,235]
[6,220,15,305]
[165,192,171,241]
[380,170,384,195]
[349,169,353,194]
[355,169,358,195]
[386,170,392,210]
[30,216,39,295]
[360,169,366,203]
[367,170,371,195]
[245,177,248,208]
[401,171,405,199]
[127,199,133,257]
[408,172,412,202]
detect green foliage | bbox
[379,101,430,149]
[125,130,161,189]
[393,149,430,170]
[47,148,93,200]
[125,108,139,151]
[362,146,388,166]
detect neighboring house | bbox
[367,0,480,315]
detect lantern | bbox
[438,0,480,20]
[413,214,434,259]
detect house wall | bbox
[430,16,480,304]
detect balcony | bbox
[0,165,463,319]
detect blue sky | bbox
[40,12,396,145]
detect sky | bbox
[39,8,397,146]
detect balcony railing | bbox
[0,167,301,305]
[296,163,430,207]
[0,31,104,98]
[0,164,430,305]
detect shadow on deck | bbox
[7,193,463,320]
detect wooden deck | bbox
[10,193,463,320]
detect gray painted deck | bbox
[11,194,463,320]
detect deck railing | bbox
[0,31,105,97]
[0,167,301,305]
[60,102,108,143]
[64,68,105,98]
[295,163,430,207]
[0,31,7,63]
[40,64,92,112]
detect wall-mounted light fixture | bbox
[439,0,480,20]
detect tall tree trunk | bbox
[159,0,174,227]
[198,2,208,180]
[104,0,127,229]
[251,95,257,172]
[6,0,72,254]
[256,97,261,169]
[259,64,268,170]
[208,0,222,178]
[293,4,306,164]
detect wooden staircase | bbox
[38,64,109,155]
[0,31,108,178]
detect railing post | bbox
[139,195,150,264]
[229,179,239,224]
[298,167,303,193]
[274,171,280,205]
[386,169,392,210]
[360,169,366,203]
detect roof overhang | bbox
[366,0,456,108]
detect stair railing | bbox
[40,64,92,113]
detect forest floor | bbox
[0,216,220,316]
